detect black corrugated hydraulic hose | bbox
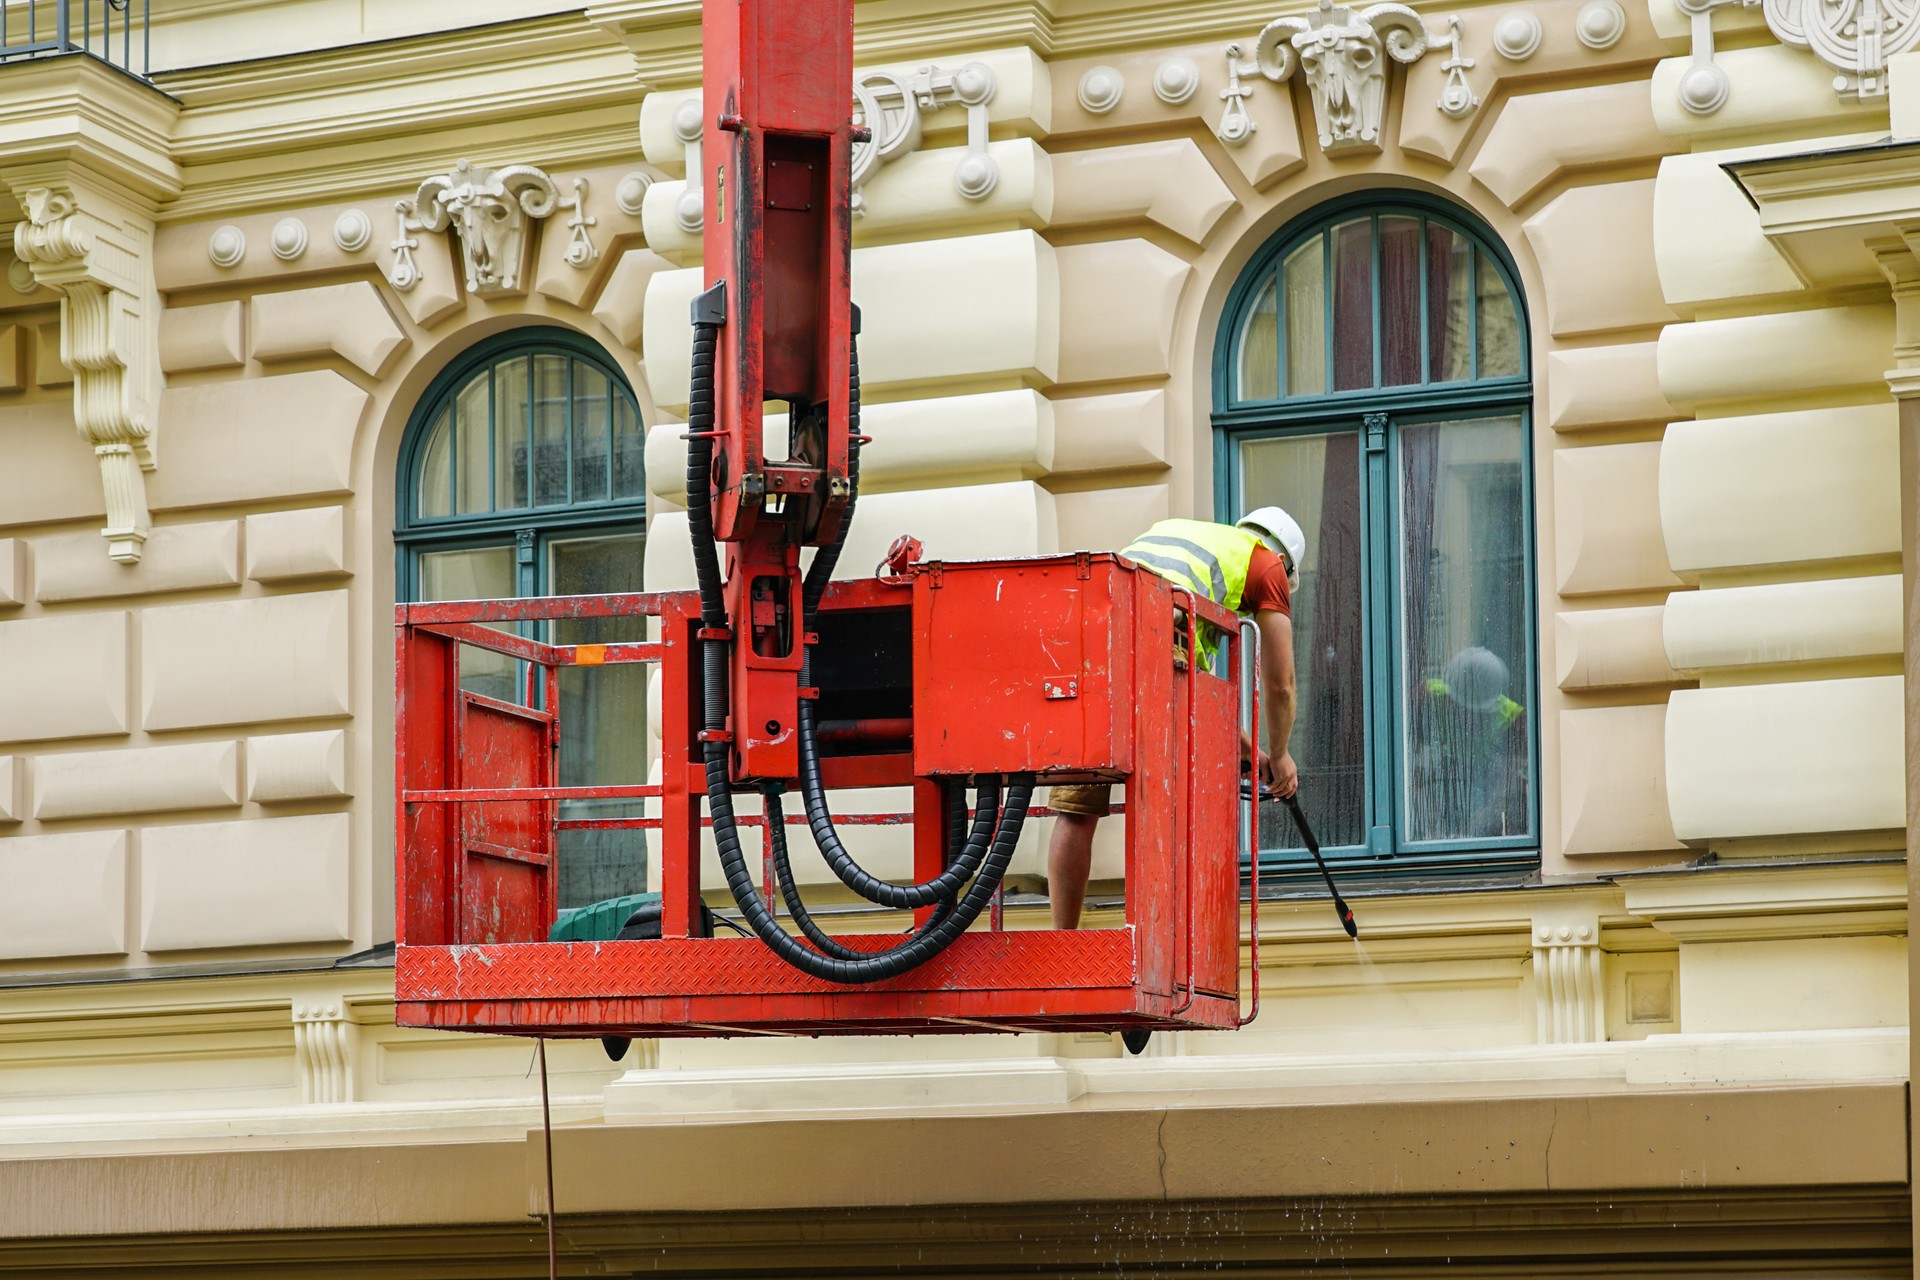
[683,285,1032,982]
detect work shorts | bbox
[1047,782,1113,818]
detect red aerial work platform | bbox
[390,0,1265,1045]
[393,559,1262,1039]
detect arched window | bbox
[397,328,649,908]
[1215,196,1536,875]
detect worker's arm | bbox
[1255,608,1298,798]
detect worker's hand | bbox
[1270,751,1299,799]
[1252,747,1273,786]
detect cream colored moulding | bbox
[1558,703,1684,855]
[158,300,244,374]
[1471,81,1681,211]
[252,282,407,378]
[0,539,25,609]
[0,831,126,961]
[32,520,239,603]
[1665,575,1902,671]
[248,730,352,804]
[0,612,128,745]
[1545,343,1677,431]
[1659,404,1898,573]
[142,813,351,951]
[1554,442,1684,596]
[141,591,350,732]
[33,741,240,822]
[245,507,349,583]
[1531,899,1604,1043]
[0,755,19,823]
[1555,605,1677,690]
[1523,180,1675,337]
[150,371,369,509]
[1654,42,1888,139]
[1667,676,1905,840]
[1657,305,1894,408]
[388,161,597,295]
[1216,0,1480,150]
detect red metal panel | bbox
[455,694,554,945]
[1126,568,1180,999]
[912,556,1129,778]
[1187,661,1241,999]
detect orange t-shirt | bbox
[1242,544,1292,618]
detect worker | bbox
[1413,645,1527,839]
[1046,508,1304,931]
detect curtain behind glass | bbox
[1397,416,1529,843]
[1238,432,1367,851]
[549,534,650,909]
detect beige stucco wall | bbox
[0,0,1909,1263]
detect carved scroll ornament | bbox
[13,186,159,564]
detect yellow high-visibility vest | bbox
[1120,519,1265,660]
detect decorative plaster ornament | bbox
[1575,0,1627,48]
[270,217,309,262]
[6,259,35,295]
[1246,0,1431,152]
[207,225,246,268]
[389,160,564,294]
[672,97,703,144]
[1763,0,1920,99]
[848,62,998,213]
[1492,9,1543,58]
[332,208,372,252]
[674,185,704,233]
[615,172,652,216]
[560,177,599,269]
[1153,56,1201,104]
[14,186,162,563]
[1216,45,1258,144]
[1077,65,1125,113]
[1436,16,1480,117]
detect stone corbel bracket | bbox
[1216,0,1473,152]
[14,185,163,563]
[388,160,595,294]
[1672,0,1761,115]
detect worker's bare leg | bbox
[1048,813,1099,929]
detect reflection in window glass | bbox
[550,534,649,908]
[1237,276,1279,401]
[1379,216,1422,386]
[573,364,611,504]
[1475,253,1522,379]
[1427,223,1473,383]
[1330,218,1374,392]
[532,354,570,507]
[418,546,517,702]
[1282,237,1326,397]
[455,374,491,515]
[1397,416,1529,843]
[418,406,452,518]
[613,396,645,499]
[1238,432,1368,852]
[495,356,530,511]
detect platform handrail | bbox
[1236,615,1261,1029]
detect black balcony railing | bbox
[0,0,148,78]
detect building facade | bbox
[0,0,1914,1271]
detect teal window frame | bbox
[1212,193,1539,881]
[395,327,647,599]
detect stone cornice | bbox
[0,55,181,214]
[1723,137,1920,287]
[1616,858,1906,943]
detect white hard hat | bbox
[1237,506,1306,590]
[1444,646,1510,712]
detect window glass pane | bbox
[454,373,491,515]
[1236,276,1279,401]
[1475,253,1523,379]
[418,406,452,518]
[1330,218,1375,392]
[532,353,570,506]
[495,356,530,511]
[1397,416,1529,844]
[549,534,649,909]
[572,361,611,504]
[418,546,517,701]
[613,394,645,500]
[1379,216,1422,386]
[1238,432,1368,852]
[1282,237,1326,397]
[1427,223,1472,383]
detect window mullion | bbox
[1361,411,1396,860]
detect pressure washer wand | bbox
[1277,792,1358,939]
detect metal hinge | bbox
[1363,412,1388,455]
